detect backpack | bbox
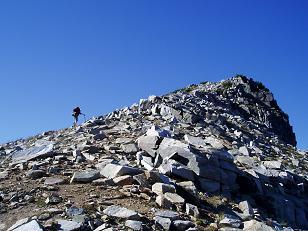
[73,107,81,116]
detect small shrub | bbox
[183,84,198,93]
[221,81,233,90]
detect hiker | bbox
[72,107,82,126]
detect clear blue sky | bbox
[0,0,307,149]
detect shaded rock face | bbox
[0,75,306,230]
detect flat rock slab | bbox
[220,214,242,228]
[243,220,274,231]
[103,205,140,220]
[172,220,195,231]
[8,219,43,231]
[44,177,65,185]
[100,164,143,179]
[155,210,180,221]
[11,141,54,164]
[56,219,82,231]
[70,170,100,183]
[125,220,143,231]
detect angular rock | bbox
[44,177,65,185]
[263,161,282,169]
[103,205,140,220]
[156,195,172,209]
[100,164,143,179]
[186,203,200,218]
[239,146,250,156]
[8,219,43,231]
[113,175,134,186]
[155,210,180,221]
[243,219,274,231]
[11,141,54,164]
[57,219,83,231]
[137,135,160,157]
[164,193,185,207]
[158,159,195,181]
[121,143,138,154]
[70,170,100,183]
[239,201,254,218]
[125,220,143,231]
[155,216,172,230]
[26,170,45,180]
[152,183,176,195]
[172,220,195,231]
[146,125,171,138]
[220,214,242,228]
[157,138,191,160]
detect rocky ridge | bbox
[0,75,307,230]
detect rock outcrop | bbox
[0,75,306,230]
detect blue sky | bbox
[0,0,307,149]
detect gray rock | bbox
[44,177,65,185]
[155,216,172,230]
[243,220,274,231]
[137,135,160,157]
[155,210,180,221]
[164,193,185,206]
[263,161,282,169]
[26,170,45,180]
[146,125,171,138]
[0,223,5,230]
[235,156,256,168]
[204,136,225,149]
[152,183,176,195]
[186,203,200,218]
[67,207,84,217]
[157,138,191,160]
[100,164,143,179]
[184,135,206,148]
[7,218,30,231]
[95,159,117,170]
[125,220,143,230]
[70,170,100,183]
[113,175,134,186]
[155,195,172,209]
[220,214,242,228]
[9,219,43,231]
[239,201,254,217]
[172,220,195,231]
[239,146,250,156]
[103,205,140,220]
[158,159,195,181]
[121,143,138,154]
[45,194,62,205]
[0,171,9,180]
[11,140,54,164]
[57,219,83,231]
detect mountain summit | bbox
[0,75,307,230]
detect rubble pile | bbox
[0,75,307,230]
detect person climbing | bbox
[72,107,84,126]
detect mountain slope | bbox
[0,75,307,230]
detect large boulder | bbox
[137,135,160,157]
[11,140,54,164]
[100,164,143,179]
